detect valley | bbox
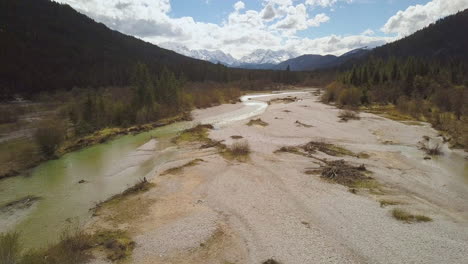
[1,1,467,264]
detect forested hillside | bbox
[324,9,468,149]
[0,0,308,100]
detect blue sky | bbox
[58,0,468,58]
[169,0,430,38]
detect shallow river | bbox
[0,91,307,249]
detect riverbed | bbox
[0,90,310,249]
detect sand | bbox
[89,89,468,264]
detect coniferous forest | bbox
[323,10,468,149]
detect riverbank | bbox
[0,112,191,181]
[86,89,468,264]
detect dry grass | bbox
[246,118,269,127]
[262,259,282,264]
[91,230,135,261]
[222,140,251,161]
[419,142,442,156]
[379,199,402,208]
[295,120,314,128]
[1,227,135,264]
[275,146,305,156]
[338,110,360,122]
[0,232,21,264]
[229,141,250,155]
[302,141,355,157]
[0,138,42,179]
[160,159,204,175]
[92,178,155,211]
[173,124,214,144]
[391,208,432,223]
[268,97,297,104]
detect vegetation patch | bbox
[2,228,93,264]
[246,118,269,127]
[92,178,155,212]
[357,152,370,159]
[0,195,41,213]
[302,141,355,157]
[173,124,213,144]
[274,146,306,156]
[338,110,361,122]
[363,104,414,122]
[1,227,135,264]
[379,199,403,208]
[91,230,135,261]
[0,138,42,180]
[160,159,204,176]
[221,140,251,162]
[391,208,432,223]
[262,259,282,264]
[418,141,442,156]
[268,97,298,104]
[295,120,314,128]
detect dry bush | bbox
[302,141,354,157]
[419,142,442,156]
[338,87,362,106]
[391,209,432,223]
[322,81,343,103]
[319,160,370,187]
[228,140,251,156]
[246,118,269,127]
[338,110,360,122]
[34,118,67,157]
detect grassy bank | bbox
[322,81,468,150]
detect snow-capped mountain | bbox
[158,43,299,67]
[159,42,240,66]
[240,49,299,65]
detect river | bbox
[0,91,308,249]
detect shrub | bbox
[338,110,360,122]
[338,87,362,106]
[34,119,66,157]
[322,81,343,103]
[391,209,432,223]
[228,140,251,156]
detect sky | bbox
[56,0,468,59]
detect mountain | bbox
[2,0,287,98]
[275,47,370,71]
[158,44,299,68]
[240,49,299,65]
[369,10,468,61]
[159,42,240,66]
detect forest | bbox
[321,10,468,149]
[0,0,316,100]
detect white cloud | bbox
[285,34,395,56]
[234,1,245,11]
[305,0,353,8]
[55,0,462,60]
[272,4,330,34]
[361,29,374,36]
[381,0,468,37]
